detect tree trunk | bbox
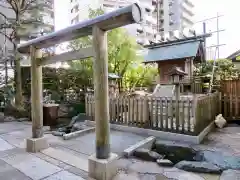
[14,38,23,109]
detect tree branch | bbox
[0,31,13,44]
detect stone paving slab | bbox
[0,122,30,134]
[1,152,61,180]
[43,170,85,180]
[34,152,72,170]
[42,147,88,172]
[0,138,15,151]
[0,159,32,180]
[63,131,146,156]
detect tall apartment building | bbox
[69,0,157,44]
[0,0,55,50]
[153,0,194,36]
[0,0,55,66]
[69,0,194,45]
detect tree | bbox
[194,59,240,80]
[0,0,54,109]
[68,8,154,91]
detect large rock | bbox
[52,131,65,136]
[133,148,164,162]
[67,115,78,128]
[155,141,197,164]
[71,122,86,132]
[175,161,222,174]
[17,117,29,122]
[4,116,16,122]
[67,113,88,128]
[196,150,240,170]
[215,114,227,128]
[157,159,174,167]
[220,170,240,180]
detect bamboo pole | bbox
[30,46,43,138]
[92,26,110,159]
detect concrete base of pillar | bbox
[88,153,119,180]
[26,137,49,153]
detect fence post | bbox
[143,96,149,127]
[193,96,199,135]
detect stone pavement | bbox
[0,122,239,179]
[0,121,146,180]
[112,124,240,180]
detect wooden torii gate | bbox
[18,3,143,180]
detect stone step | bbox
[42,147,88,172]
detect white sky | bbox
[54,0,240,58]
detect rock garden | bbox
[113,120,240,180]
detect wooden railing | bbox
[86,93,219,135]
[194,92,220,134]
[220,94,240,120]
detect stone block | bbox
[26,137,49,153]
[88,153,119,180]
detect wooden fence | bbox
[221,80,240,96]
[85,92,219,135]
[220,80,240,120]
[194,92,220,134]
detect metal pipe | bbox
[18,3,143,54]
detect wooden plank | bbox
[230,94,233,120]
[128,98,131,125]
[139,97,144,127]
[165,97,168,130]
[236,96,239,119]
[155,98,158,129]
[181,98,185,133]
[39,48,94,66]
[160,97,164,129]
[170,98,174,130]
[187,98,191,132]
[122,96,126,124]
[116,96,119,123]
[131,98,135,126]
[150,97,154,128]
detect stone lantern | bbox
[167,67,187,122]
[168,67,187,85]
[108,73,121,98]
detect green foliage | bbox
[68,8,157,90]
[194,59,240,80]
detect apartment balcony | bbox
[144,26,154,34]
[145,15,157,24]
[182,11,194,25]
[184,0,194,8]
[169,19,174,25]
[182,2,194,16]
